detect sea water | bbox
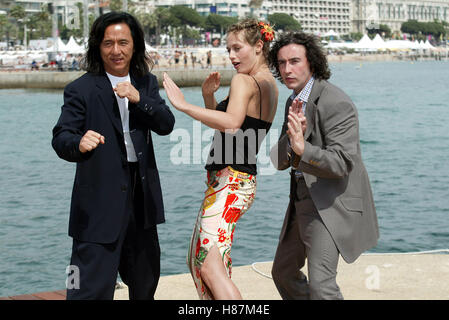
[0,60,448,297]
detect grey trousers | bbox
[271,177,344,300]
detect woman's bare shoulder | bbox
[230,73,258,94]
[254,73,278,94]
[231,72,256,84]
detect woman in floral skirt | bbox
[163,19,278,300]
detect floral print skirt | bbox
[187,166,256,300]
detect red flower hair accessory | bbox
[258,21,275,42]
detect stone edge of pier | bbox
[1,253,447,300]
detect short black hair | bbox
[269,31,331,83]
[81,11,153,77]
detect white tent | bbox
[423,40,435,50]
[384,40,415,51]
[45,37,68,52]
[325,41,348,49]
[65,36,85,54]
[354,34,376,51]
[371,34,386,50]
[383,39,436,52]
[81,37,89,48]
[419,40,425,49]
[145,43,158,52]
[56,37,68,51]
[413,40,422,50]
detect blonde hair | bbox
[227,18,271,60]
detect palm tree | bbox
[135,11,152,43]
[151,7,171,46]
[1,11,17,49]
[9,4,26,46]
[29,6,51,40]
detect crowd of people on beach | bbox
[0,48,230,72]
[150,49,225,69]
[0,51,84,71]
[2,33,447,72]
[45,52,83,71]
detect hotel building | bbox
[352,0,449,33]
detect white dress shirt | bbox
[289,76,315,175]
[106,72,138,162]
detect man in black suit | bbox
[52,12,175,300]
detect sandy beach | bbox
[1,52,445,90]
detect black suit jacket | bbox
[52,71,175,244]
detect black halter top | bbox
[205,76,272,175]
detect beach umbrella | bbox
[323,29,339,39]
[324,29,339,37]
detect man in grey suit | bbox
[268,32,379,300]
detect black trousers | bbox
[66,162,161,300]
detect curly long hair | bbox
[269,32,331,83]
[81,11,153,77]
[227,18,272,61]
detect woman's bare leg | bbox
[200,244,242,300]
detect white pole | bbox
[52,4,58,53]
[94,0,100,18]
[23,23,27,51]
[83,0,89,43]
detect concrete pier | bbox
[0,69,235,89]
[110,253,448,300]
[0,253,447,300]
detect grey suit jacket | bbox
[270,79,379,263]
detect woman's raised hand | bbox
[163,72,187,112]
[202,72,221,96]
